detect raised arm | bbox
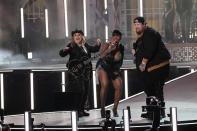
[59,43,72,57]
[87,39,101,52]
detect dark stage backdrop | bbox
[1,0,197,67]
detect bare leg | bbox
[112,75,123,117]
[98,70,109,117]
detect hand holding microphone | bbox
[109,40,118,51]
[96,39,101,46]
[111,40,118,46]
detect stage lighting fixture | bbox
[104,0,108,14]
[0,109,13,131]
[142,96,162,119]
[105,25,108,42]
[24,111,33,131]
[191,68,195,73]
[102,0,108,40]
[20,8,24,38]
[142,97,161,131]
[27,52,32,59]
[170,107,177,131]
[120,106,131,130]
[0,123,11,131]
[93,71,98,108]
[121,106,132,121]
[124,70,128,98]
[83,0,87,36]
[104,0,108,41]
[30,73,34,110]
[138,0,143,16]
[40,123,46,131]
[99,110,116,131]
[71,111,78,131]
[64,0,69,37]
[45,9,49,38]
[123,109,129,131]
[0,74,4,110]
[61,72,66,92]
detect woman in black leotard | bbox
[96,30,124,118]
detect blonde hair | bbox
[81,36,86,46]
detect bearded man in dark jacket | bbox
[132,17,171,119]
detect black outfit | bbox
[134,27,171,110]
[59,42,100,113]
[96,43,124,80]
[96,42,124,118]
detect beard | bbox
[136,31,143,35]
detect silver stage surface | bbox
[4,70,197,128]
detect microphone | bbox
[111,41,119,46]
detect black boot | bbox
[78,111,84,117]
[141,97,156,120]
[82,110,90,116]
[100,108,105,118]
[78,110,90,117]
[141,112,153,120]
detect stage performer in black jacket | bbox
[59,30,101,117]
[132,17,171,119]
[96,30,124,118]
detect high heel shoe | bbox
[100,108,105,118]
[112,108,119,117]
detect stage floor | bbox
[4,71,197,127]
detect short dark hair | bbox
[112,30,122,39]
[71,29,84,36]
[133,16,146,24]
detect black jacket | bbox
[59,42,100,60]
[134,27,171,71]
[59,42,100,79]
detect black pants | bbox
[140,64,169,103]
[66,72,91,111]
[80,79,91,110]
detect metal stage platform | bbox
[3,70,197,130]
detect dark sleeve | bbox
[121,45,124,58]
[143,31,158,60]
[133,42,137,50]
[120,45,124,65]
[59,43,72,57]
[86,43,101,53]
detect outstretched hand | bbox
[131,49,136,56]
[64,46,70,51]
